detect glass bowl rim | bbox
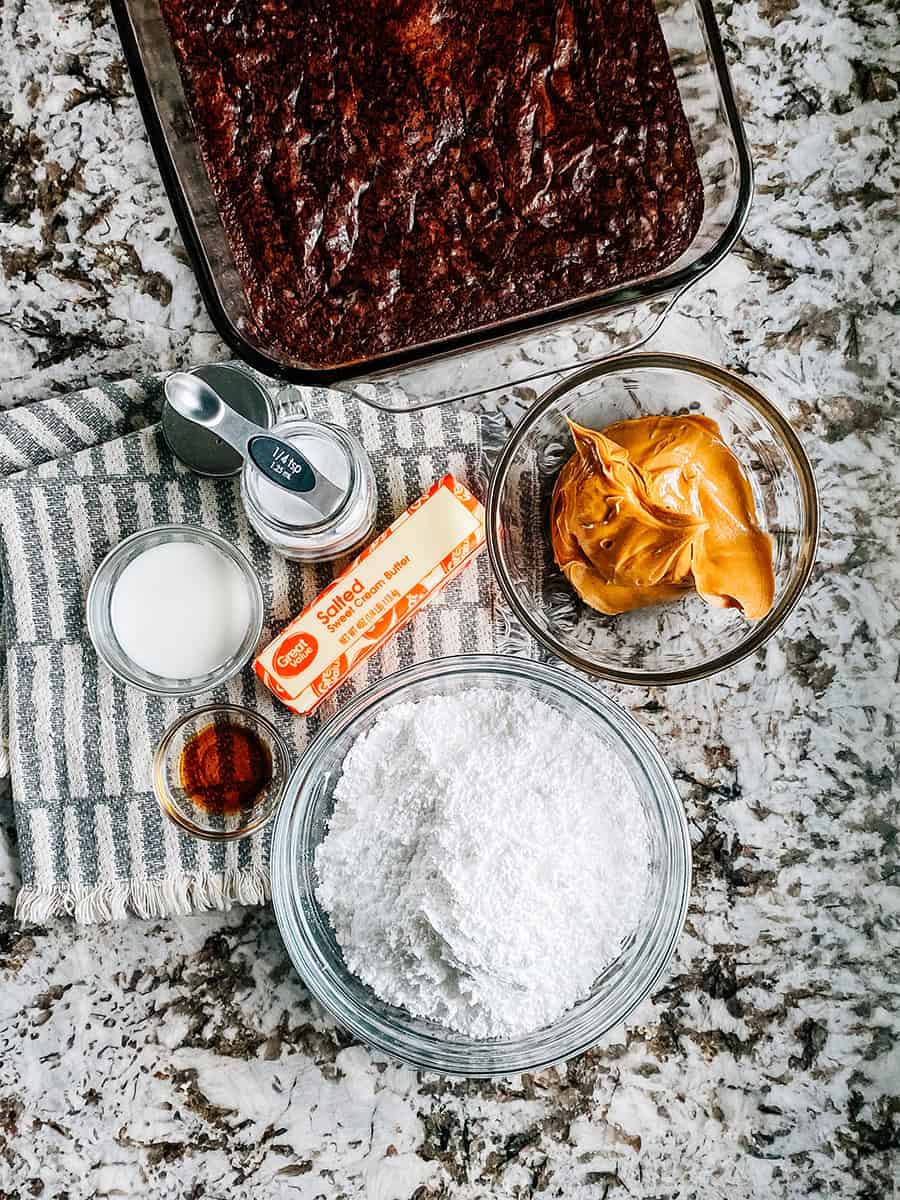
[270,652,692,1076]
[486,352,821,687]
[152,701,291,841]
[86,523,265,696]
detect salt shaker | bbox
[240,415,377,562]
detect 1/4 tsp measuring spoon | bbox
[164,371,345,518]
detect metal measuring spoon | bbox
[164,372,345,517]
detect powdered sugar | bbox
[314,687,651,1039]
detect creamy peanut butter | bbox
[550,416,775,620]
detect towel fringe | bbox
[14,868,271,925]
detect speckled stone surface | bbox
[0,0,898,1196]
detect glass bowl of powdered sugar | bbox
[270,654,690,1077]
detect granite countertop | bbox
[0,0,897,1196]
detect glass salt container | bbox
[240,415,377,562]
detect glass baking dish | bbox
[112,0,752,412]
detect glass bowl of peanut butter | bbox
[487,354,819,685]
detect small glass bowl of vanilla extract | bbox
[153,704,291,841]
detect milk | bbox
[110,541,252,680]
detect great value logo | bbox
[273,631,318,676]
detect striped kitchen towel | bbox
[0,368,497,923]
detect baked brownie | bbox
[159,0,704,366]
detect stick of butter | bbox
[254,474,485,714]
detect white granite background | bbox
[0,0,898,1196]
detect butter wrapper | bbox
[254,474,485,714]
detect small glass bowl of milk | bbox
[240,416,377,561]
[87,525,264,695]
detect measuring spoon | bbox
[164,372,345,517]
